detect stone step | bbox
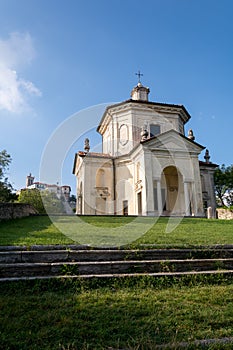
[0,248,233,264]
[1,246,233,281]
[1,258,233,278]
[1,244,233,252]
[1,270,233,282]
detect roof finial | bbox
[84,138,90,152]
[140,124,149,141]
[204,149,210,163]
[135,70,143,84]
[131,71,150,101]
[188,129,195,141]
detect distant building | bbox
[73,79,217,217]
[25,175,71,202]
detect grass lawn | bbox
[0,215,232,247]
[0,216,73,246]
[0,217,233,349]
[0,279,233,349]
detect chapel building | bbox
[73,81,217,217]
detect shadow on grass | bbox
[1,215,233,248]
[0,277,233,350]
[0,215,74,246]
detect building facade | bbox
[25,174,71,201]
[73,82,217,217]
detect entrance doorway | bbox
[162,166,180,214]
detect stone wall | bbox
[217,208,233,220]
[0,203,38,221]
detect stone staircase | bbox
[0,245,233,281]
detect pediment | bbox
[142,130,204,154]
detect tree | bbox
[214,164,233,207]
[69,194,76,203]
[18,188,65,214]
[0,150,16,202]
[18,189,46,213]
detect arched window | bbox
[96,168,105,187]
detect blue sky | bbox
[0,0,232,194]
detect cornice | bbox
[97,99,191,134]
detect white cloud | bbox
[20,80,42,97]
[0,32,41,113]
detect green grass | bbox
[0,216,73,246]
[0,215,232,247]
[138,217,233,247]
[0,279,233,349]
[0,216,233,248]
[0,216,233,349]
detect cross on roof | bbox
[135,70,143,83]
